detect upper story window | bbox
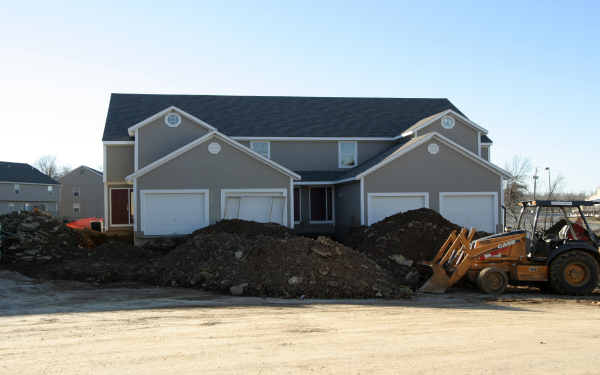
[14,184,20,194]
[164,113,182,128]
[48,186,53,193]
[441,116,455,129]
[338,141,357,168]
[73,187,80,200]
[250,141,270,159]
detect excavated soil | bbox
[341,208,490,288]
[154,232,410,298]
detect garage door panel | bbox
[142,191,208,235]
[222,191,287,225]
[368,193,428,225]
[440,193,496,233]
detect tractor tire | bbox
[549,250,599,295]
[476,267,508,295]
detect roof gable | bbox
[126,131,300,181]
[400,109,487,137]
[0,161,59,184]
[127,106,217,136]
[103,94,464,141]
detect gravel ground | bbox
[2,270,600,375]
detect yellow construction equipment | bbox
[420,200,600,295]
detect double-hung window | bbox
[338,141,357,168]
[250,141,270,159]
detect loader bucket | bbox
[418,228,477,293]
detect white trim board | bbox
[367,192,429,225]
[127,106,217,136]
[125,131,301,181]
[355,132,512,179]
[293,185,301,225]
[103,141,134,145]
[139,189,210,234]
[232,136,394,141]
[439,191,499,233]
[400,109,488,138]
[220,188,288,227]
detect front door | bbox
[111,188,131,225]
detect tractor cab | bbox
[516,200,600,261]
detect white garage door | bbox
[439,192,497,233]
[368,193,429,225]
[141,190,209,235]
[222,190,287,225]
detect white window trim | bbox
[109,187,134,227]
[249,140,271,159]
[14,184,20,193]
[139,189,210,234]
[293,186,301,224]
[439,192,499,233]
[366,192,429,226]
[73,202,81,217]
[220,188,288,227]
[338,141,358,169]
[308,185,335,224]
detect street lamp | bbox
[533,168,539,200]
[545,167,551,199]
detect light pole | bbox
[533,168,539,200]
[545,167,551,199]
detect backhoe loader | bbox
[420,200,600,295]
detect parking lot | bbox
[2,270,600,375]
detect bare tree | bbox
[504,156,533,224]
[35,155,59,179]
[35,156,70,179]
[546,174,565,199]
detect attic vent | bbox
[441,116,455,129]
[164,112,182,127]
[427,143,439,155]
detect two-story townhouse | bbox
[102,94,510,243]
[58,165,104,220]
[0,161,60,215]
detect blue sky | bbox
[1,1,598,193]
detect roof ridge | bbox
[110,93,452,100]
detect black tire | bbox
[476,267,508,295]
[549,250,599,296]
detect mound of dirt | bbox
[154,227,411,299]
[340,208,489,288]
[193,219,294,238]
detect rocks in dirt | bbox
[0,211,88,264]
[153,224,412,299]
[340,208,489,289]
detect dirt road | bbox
[1,270,600,375]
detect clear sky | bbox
[1,1,598,193]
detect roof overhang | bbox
[127,106,217,136]
[355,132,511,179]
[400,109,488,138]
[125,131,301,182]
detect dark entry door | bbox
[111,189,130,225]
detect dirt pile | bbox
[0,211,88,264]
[154,226,411,299]
[341,208,490,288]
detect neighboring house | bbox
[58,165,104,220]
[0,161,59,215]
[102,94,510,241]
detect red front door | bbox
[111,189,130,225]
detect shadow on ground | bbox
[1,269,598,318]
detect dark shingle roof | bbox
[103,94,464,141]
[0,162,59,184]
[481,134,493,143]
[296,170,349,182]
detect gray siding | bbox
[138,115,209,168]
[417,114,479,154]
[136,135,292,233]
[238,140,394,171]
[106,145,134,182]
[58,167,104,220]
[481,146,490,161]
[363,140,502,232]
[0,182,58,215]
